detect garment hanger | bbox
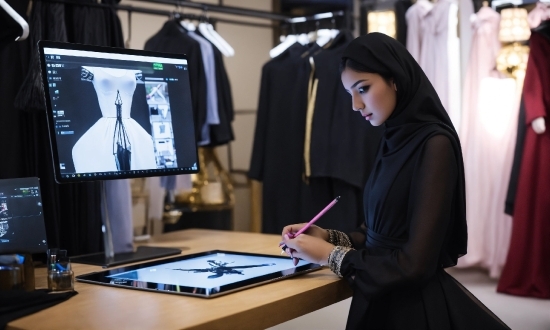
[197,8,234,57]
[204,23,235,56]
[269,34,299,58]
[269,22,300,58]
[181,18,196,31]
[0,0,29,41]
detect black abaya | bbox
[338,33,508,329]
[248,43,311,234]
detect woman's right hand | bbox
[281,223,329,241]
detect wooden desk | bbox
[8,229,352,330]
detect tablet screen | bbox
[76,250,322,297]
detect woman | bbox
[280,33,508,329]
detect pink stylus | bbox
[280,196,341,252]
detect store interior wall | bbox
[118,0,273,233]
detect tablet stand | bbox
[70,181,181,268]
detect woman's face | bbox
[341,68,397,126]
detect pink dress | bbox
[458,7,517,278]
[418,0,461,129]
[405,0,433,63]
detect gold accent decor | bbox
[175,147,235,212]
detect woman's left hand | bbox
[281,233,335,266]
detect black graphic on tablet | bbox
[172,260,276,279]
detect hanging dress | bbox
[418,0,461,129]
[405,0,433,62]
[497,28,550,299]
[457,7,516,278]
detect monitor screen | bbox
[0,177,48,254]
[38,41,199,183]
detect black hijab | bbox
[342,33,467,267]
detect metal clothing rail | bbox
[131,0,292,21]
[286,10,345,23]
[131,0,349,25]
[35,0,277,28]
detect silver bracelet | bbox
[328,246,354,277]
[326,229,353,248]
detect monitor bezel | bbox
[37,40,200,183]
[76,250,323,298]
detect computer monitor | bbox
[37,41,199,183]
[0,177,48,254]
[36,41,199,266]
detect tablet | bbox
[76,250,323,298]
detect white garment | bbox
[73,67,157,173]
[405,0,433,63]
[418,0,461,128]
[458,77,517,278]
[459,0,475,87]
[460,7,501,145]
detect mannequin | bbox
[73,67,157,172]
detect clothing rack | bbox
[37,0,352,29]
[131,0,291,21]
[36,0,277,28]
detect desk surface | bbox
[8,229,352,330]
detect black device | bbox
[0,177,48,254]
[76,250,323,298]
[37,41,201,267]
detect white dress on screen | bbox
[73,67,157,173]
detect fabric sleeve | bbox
[348,222,367,249]
[523,33,548,124]
[340,135,457,298]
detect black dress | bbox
[248,43,311,234]
[250,35,383,234]
[336,33,509,329]
[342,132,508,329]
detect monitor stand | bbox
[70,181,182,268]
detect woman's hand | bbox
[281,223,329,241]
[281,233,335,266]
